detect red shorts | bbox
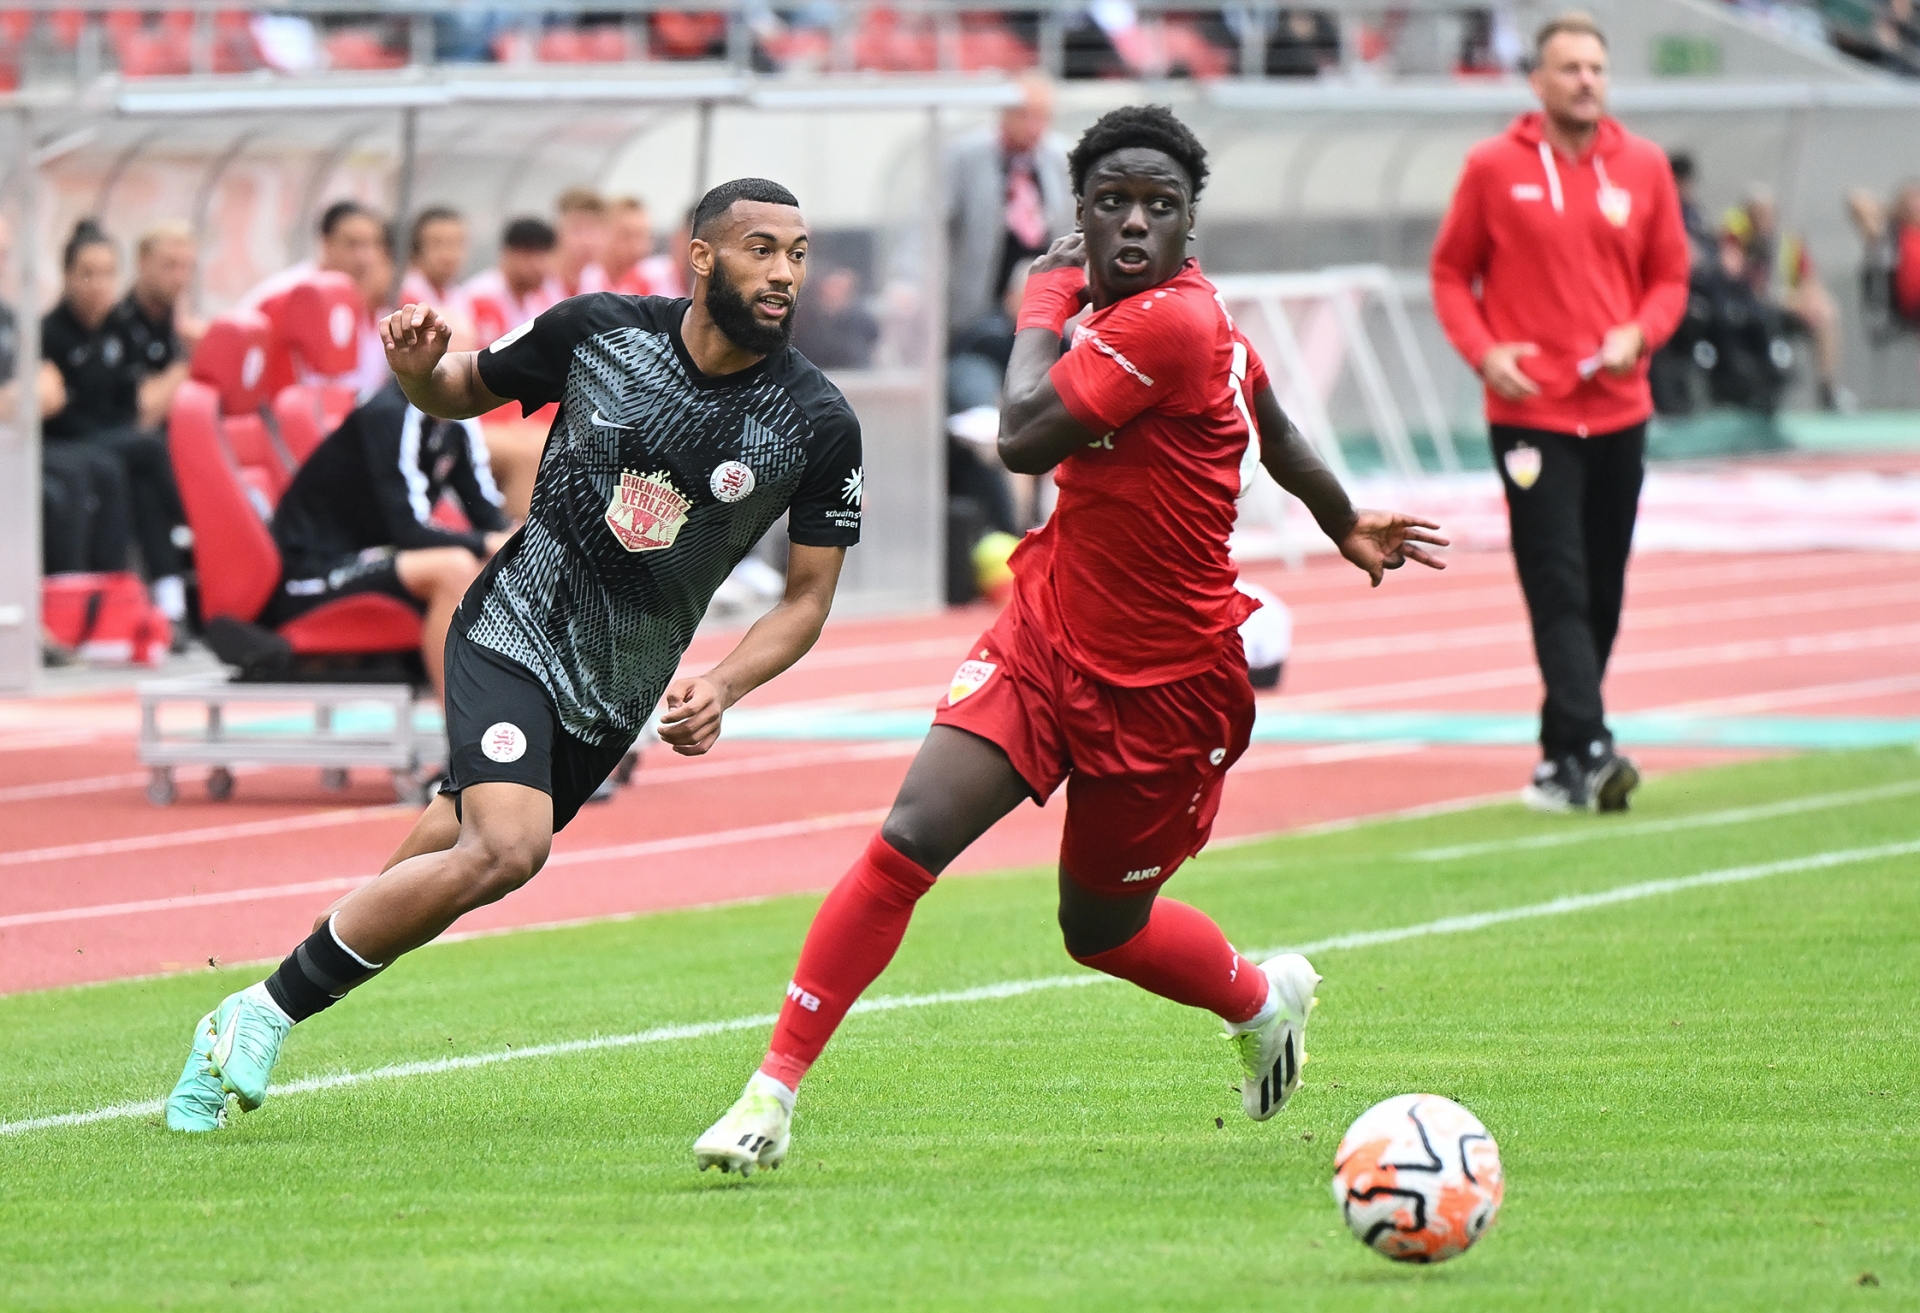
[932,598,1255,897]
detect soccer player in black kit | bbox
[166,178,863,1131]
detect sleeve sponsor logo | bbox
[488,319,535,353]
[841,467,864,506]
[1082,329,1154,387]
[605,469,691,551]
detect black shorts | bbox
[440,627,636,833]
[263,547,424,627]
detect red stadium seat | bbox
[323,26,406,71]
[270,384,329,464]
[255,271,361,394]
[169,379,418,655]
[47,9,85,49]
[651,10,725,59]
[192,311,294,503]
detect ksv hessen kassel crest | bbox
[606,469,690,552]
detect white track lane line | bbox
[6,835,1913,1138]
[1654,673,1920,717]
[0,809,891,930]
[0,750,1434,928]
[1406,778,1920,862]
[0,805,404,870]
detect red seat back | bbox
[271,383,329,464]
[168,379,281,623]
[192,311,275,415]
[224,413,291,504]
[258,272,362,392]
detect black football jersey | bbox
[466,293,862,743]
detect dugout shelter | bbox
[0,69,1015,690]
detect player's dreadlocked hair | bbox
[692,177,801,237]
[1066,105,1209,200]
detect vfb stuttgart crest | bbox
[606,469,690,552]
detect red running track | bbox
[2,549,1917,996]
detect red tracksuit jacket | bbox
[1431,112,1691,437]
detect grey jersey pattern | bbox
[467,295,862,742]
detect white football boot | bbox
[694,1072,794,1178]
[1225,953,1320,1121]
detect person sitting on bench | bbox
[265,379,514,694]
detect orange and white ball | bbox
[1331,1094,1503,1263]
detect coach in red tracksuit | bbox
[1431,12,1688,813]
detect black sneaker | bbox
[1586,750,1641,813]
[1521,756,1589,813]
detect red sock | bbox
[759,833,935,1090]
[1073,898,1270,1024]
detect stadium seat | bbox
[651,10,726,60]
[254,271,360,396]
[191,311,296,504]
[168,378,419,657]
[323,26,406,71]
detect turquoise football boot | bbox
[205,984,292,1112]
[164,1008,230,1132]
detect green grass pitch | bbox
[2,748,1916,1311]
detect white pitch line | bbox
[5,835,1913,1139]
[1407,778,1920,862]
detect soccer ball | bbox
[1331,1093,1503,1263]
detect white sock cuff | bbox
[746,1070,797,1113]
[242,980,294,1025]
[326,915,383,971]
[1226,982,1280,1035]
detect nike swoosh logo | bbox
[591,409,634,430]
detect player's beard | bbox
[705,260,795,356]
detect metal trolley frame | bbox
[136,675,443,806]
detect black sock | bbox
[263,917,382,1023]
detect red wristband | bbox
[1015,266,1088,335]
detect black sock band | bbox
[264,918,382,1023]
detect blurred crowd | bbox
[1651,152,1920,418]
[1,3,1916,87]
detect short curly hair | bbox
[1066,105,1209,200]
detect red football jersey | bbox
[1021,259,1268,687]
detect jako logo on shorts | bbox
[482,722,527,763]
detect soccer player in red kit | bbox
[695,107,1447,1175]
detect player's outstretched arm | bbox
[1253,386,1448,587]
[380,304,509,420]
[657,545,846,756]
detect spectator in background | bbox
[0,215,93,577]
[1848,180,1920,332]
[1666,152,1714,268]
[636,207,693,299]
[945,74,1073,343]
[792,266,878,370]
[1724,187,1847,410]
[943,75,1072,559]
[115,222,198,432]
[265,380,511,696]
[603,196,655,295]
[553,186,609,299]
[464,216,560,348]
[242,199,392,399]
[399,205,477,351]
[41,220,191,622]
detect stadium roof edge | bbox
[96,73,1022,117]
[1205,79,1920,114]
